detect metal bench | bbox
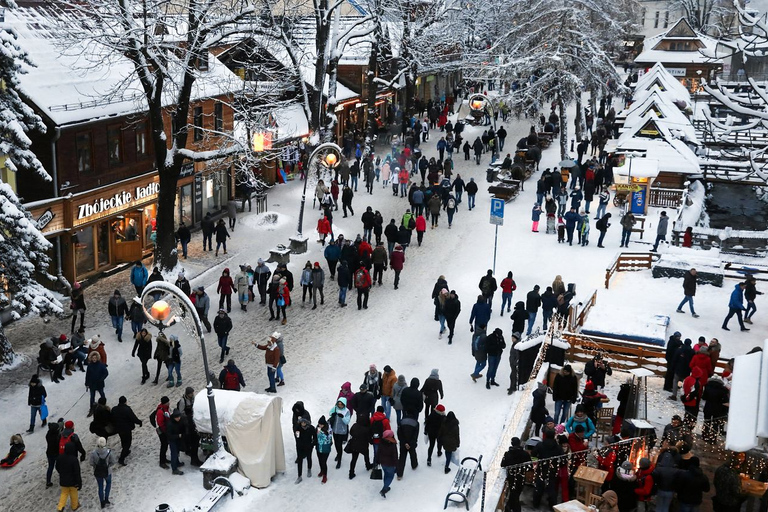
[36,358,55,380]
[187,476,234,512]
[444,455,483,510]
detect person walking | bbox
[390,244,405,290]
[130,261,148,296]
[152,331,171,385]
[214,219,230,256]
[479,269,498,308]
[201,212,214,251]
[396,412,419,479]
[722,282,749,331]
[425,404,445,466]
[329,397,351,469]
[176,222,191,259]
[526,285,542,336]
[253,259,272,305]
[354,266,372,310]
[620,211,636,248]
[337,260,352,307]
[27,374,47,434]
[235,265,250,312]
[193,286,212,333]
[217,268,234,313]
[253,335,280,393]
[166,335,183,388]
[564,207,580,246]
[166,411,185,475]
[111,396,142,466]
[595,187,610,220]
[293,415,315,483]
[421,369,444,423]
[56,439,82,511]
[438,411,460,474]
[85,352,109,416]
[652,211,669,252]
[531,203,542,232]
[744,275,762,324]
[596,213,612,248]
[485,328,506,390]
[311,262,325,309]
[499,272,517,316]
[219,359,246,391]
[315,416,333,484]
[213,309,232,363]
[131,328,153,384]
[372,241,388,286]
[379,430,399,498]
[107,290,128,343]
[90,436,117,508]
[342,184,354,217]
[428,193,442,228]
[469,294,492,333]
[443,290,461,344]
[347,415,371,479]
[676,268,699,317]
[465,178,478,210]
[127,297,146,338]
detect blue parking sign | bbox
[490,198,504,226]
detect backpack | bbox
[447,198,456,209]
[59,432,74,454]
[223,369,240,390]
[371,418,384,439]
[354,269,368,288]
[149,408,158,428]
[408,216,416,230]
[94,450,110,478]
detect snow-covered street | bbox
[0,105,763,511]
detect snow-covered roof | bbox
[613,158,660,179]
[621,92,698,144]
[273,103,309,142]
[634,64,692,101]
[615,137,701,175]
[634,19,727,65]
[4,7,241,126]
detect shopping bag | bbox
[40,398,49,421]
[370,464,383,480]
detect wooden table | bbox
[573,466,608,504]
[553,499,589,512]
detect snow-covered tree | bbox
[670,0,737,37]
[0,25,63,365]
[477,0,635,157]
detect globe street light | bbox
[140,281,222,454]
[290,142,343,254]
[468,93,496,130]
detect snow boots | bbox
[167,377,174,388]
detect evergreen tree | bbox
[0,25,62,365]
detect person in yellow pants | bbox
[56,442,81,511]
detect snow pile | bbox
[200,448,238,472]
[582,308,669,346]
[652,252,723,272]
[241,211,290,232]
[676,180,707,229]
[227,472,252,495]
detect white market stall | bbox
[725,339,768,452]
[194,390,286,488]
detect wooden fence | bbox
[568,290,598,331]
[604,252,656,289]
[648,187,684,208]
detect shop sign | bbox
[75,181,160,224]
[666,68,687,76]
[615,184,642,192]
[36,208,55,230]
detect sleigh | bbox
[1,451,26,468]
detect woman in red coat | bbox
[689,346,713,384]
[390,245,406,290]
[317,214,332,246]
[217,268,234,313]
[275,278,290,325]
[415,215,427,246]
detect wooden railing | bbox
[648,187,684,208]
[563,332,730,377]
[568,290,598,331]
[604,252,656,289]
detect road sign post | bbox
[490,198,504,274]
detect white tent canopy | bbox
[194,390,286,488]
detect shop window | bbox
[654,11,659,29]
[136,122,148,158]
[215,102,223,133]
[143,205,157,249]
[197,52,209,71]
[97,221,109,267]
[76,132,93,173]
[664,11,669,29]
[108,126,122,166]
[204,170,226,217]
[194,106,203,142]
[73,225,95,276]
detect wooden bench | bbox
[488,181,522,202]
[189,476,235,511]
[444,455,483,510]
[631,216,646,239]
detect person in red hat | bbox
[580,381,607,426]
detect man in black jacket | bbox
[501,437,532,512]
[56,441,82,510]
[384,219,399,256]
[400,378,423,418]
[584,353,612,389]
[532,428,563,508]
[111,396,142,465]
[201,212,214,251]
[350,384,376,421]
[676,268,699,317]
[671,338,694,400]
[664,331,683,391]
[176,221,191,259]
[525,285,541,336]
[465,177,478,210]
[167,412,185,475]
[397,415,419,478]
[485,328,507,390]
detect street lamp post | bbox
[140,281,222,453]
[468,93,496,130]
[291,142,343,254]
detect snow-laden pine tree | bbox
[0,26,63,365]
[477,0,635,158]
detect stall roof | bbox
[621,92,698,144]
[633,63,692,104]
[634,19,726,65]
[613,157,660,179]
[273,103,310,142]
[615,138,701,175]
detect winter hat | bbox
[161,396,170,404]
[555,424,566,435]
[279,278,287,285]
[44,339,53,348]
[185,387,194,395]
[684,338,692,345]
[223,267,230,273]
[429,369,440,379]
[119,396,127,404]
[258,258,264,264]
[97,437,107,448]
[314,262,320,267]
[383,365,392,373]
[270,332,282,340]
[359,383,368,391]
[383,430,395,439]
[227,359,235,368]
[698,345,709,353]
[545,416,555,424]
[584,381,596,392]
[218,309,226,314]
[620,461,634,471]
[369,364,377,371]
[178,272,184,279]
[673,331,681,337]
[511,437,521,447]
[64,420,74,429]
[639,457,651,470]
[171,411,182,419]
[59,334,68,342]
[318,415,327,426]
[672,414,682,422]
[197,286,205,292]
[436,404,446,414]
[239,265,246,271]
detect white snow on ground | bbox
[1,98,766,511]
